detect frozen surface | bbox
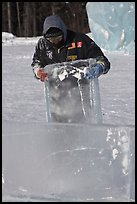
[2,34,135,202]
[2,121,135,202]
[86,2,135,55]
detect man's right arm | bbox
[31,39,42,78]
[31,39,48,82]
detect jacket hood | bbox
[43,15,67,41]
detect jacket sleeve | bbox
[31,38,45,79]
[85,35,110,74]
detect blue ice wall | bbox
[86,2,135,55]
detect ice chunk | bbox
[44,59,102,124]
[86,2,135,55]
[2,121,135,202]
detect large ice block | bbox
[44,59,102,124]
[2,121,135,202]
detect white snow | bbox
[2,32,41,46]
[2,32,15,42]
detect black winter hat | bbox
[44,27,63,38]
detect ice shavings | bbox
[118,129,129,175]
[112,148,119,160]
[58,67,87,81]
[106,127,129,175]
[58,69,68,81]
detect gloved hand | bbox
[36,68,48,82]
[85,64,103,80]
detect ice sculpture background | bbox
[86,2,135,55]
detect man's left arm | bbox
[84,36,110,79]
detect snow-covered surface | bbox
[86,2,135,55]
[2,32,15,42]
[2,32,41,46]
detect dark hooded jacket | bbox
[31,15,110,78]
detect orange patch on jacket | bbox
[68,42,76,50]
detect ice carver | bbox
[31,15,110,81]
